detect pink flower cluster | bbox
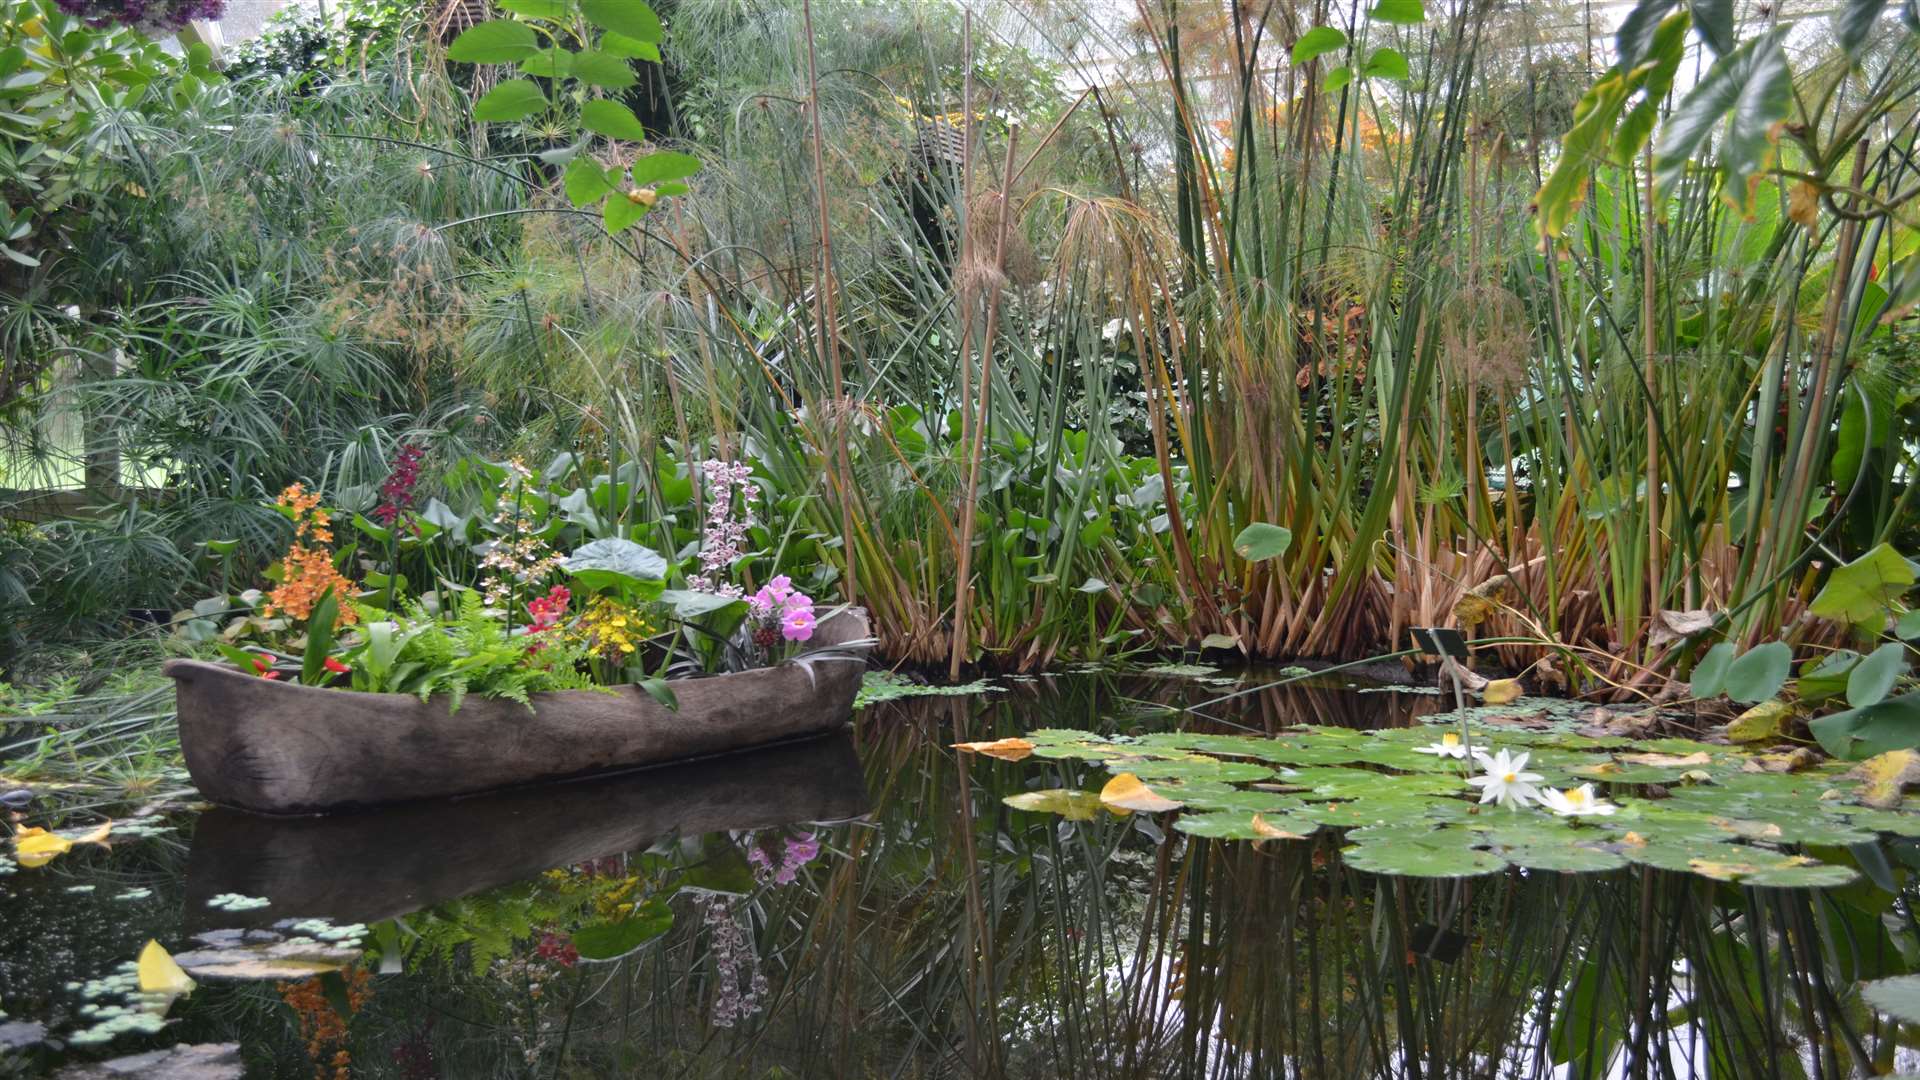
[746,830,821,885]
[697,895,767,1028]
[748,575,815,643]
[526,584,571,630]
[687,459,757,596]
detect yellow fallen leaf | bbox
[13,827,71,869]
[1099,772,1183,814]
[137,940,196,996]
[10,820,113,869]
[1482,678,1522,705]
[952,738,1035,762]
[1251,813,1307,839]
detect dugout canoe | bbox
[163,608,870,815]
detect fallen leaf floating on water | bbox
[1482,679,1523,705]
[1099,772,1183,814]
[10,820,111,868]
[137,940,196,996]
[951,738,1035,762]
[1849,750,1920,810]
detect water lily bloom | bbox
[1413,732,1470,759]
[1539,783,1618,817]
[1467,748,1543,809]
[322,657,350,675]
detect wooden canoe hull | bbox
[164,608,869,815]
[182,731,870,927]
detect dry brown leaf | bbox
[1251,813,1308,839]
[1788,180,1820,229]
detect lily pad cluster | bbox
[966,718,1920,884]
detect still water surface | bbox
[1,672,1913,1078]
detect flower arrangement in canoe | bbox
[263,483,357,630]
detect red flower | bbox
[323,657,350,675]
[262,671,282,681]
[249,655,274,676]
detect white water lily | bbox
[1539,783,1618,817]
[1467,748,1543,808]
[1413,731,1471,759]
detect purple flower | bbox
[780,606,816,642]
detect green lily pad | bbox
[1004,789,1110,821]
[1174,811,1320,840]
[1862,974,1920,1023]
[1742,862,1860,889]
[1497,844,1629,873]
[1343,841,1507,878]
[1119,758,1277,783]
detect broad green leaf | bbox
[580,99,647,140]
[1800,649,1863,702]
[580,0,663,42]
[1175,811,1319,840]
[1290,26,1347,64]
[1368,0,1425,24]
[1323,65,1354,92]
[570,49,636,89]
[1499,844,1628,873]
[1867,975,1920,1024]
[1899,609,1920,639]
[1653,29,1793,217]
[448,20,538,64]
[1362,46,1410,81]
[1689,641,1737,698]
[657,589,747,620]
[1724,641,1791,703]
[572,900,672,961]
[1833,0,1891,58]
[517,47,572,79]
[629,150,702,185]
[1689,0,1735,54]
[496,0,567,17]
[600,32,661,61]
[1812,543,1915,629]
[473,78,548,121]
[563,157,614,207]
[1344,841,1505,878]
[561,538,668,593]
[603,188,651,233]
[1810,691,1920,759]
[1534,72,1630,241]
[1614,0,1680,68]
[1612,11,1690,166]
[301,590,340,686]
[638,677,678,712]
[1847,641,1908,708]
[1232,522,1293,562]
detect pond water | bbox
[2,671,1917,1078]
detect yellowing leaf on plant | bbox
[952,738,1035,762]
[1100,772,1183,814]
[137,940,196,996]
[1003,789,1114,821]
[1251,813,1308,840]
[1453,574,1512,628]
[1482,679,1523,705]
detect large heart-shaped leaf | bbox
[1810,691,1920,759]
[1290,26,1347,64]
[629,151,703,186]
[1652,28,1792,216]
[1811,542,1915,630]
[1724,641,1791,703]
[1848,641,1909,708]
[562,538,668,594]
[570,49,636,89]
[572,900,672,961]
